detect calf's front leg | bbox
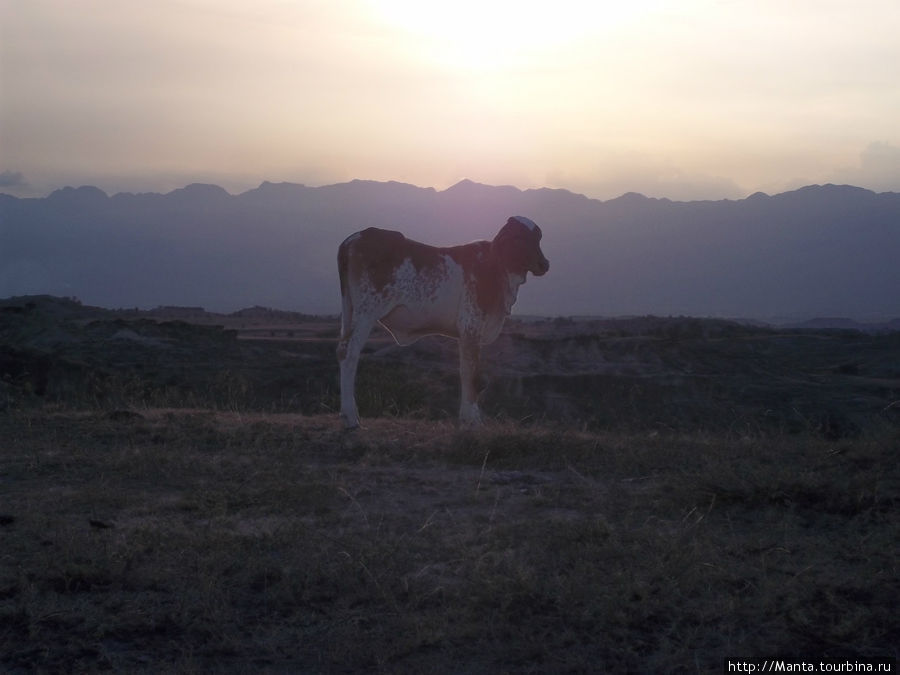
[458,335,483,428]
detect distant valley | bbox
[1,179,898,321]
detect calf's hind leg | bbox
[337,314,376,429]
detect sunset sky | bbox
[2,0,899,200]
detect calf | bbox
[337,216,549,428]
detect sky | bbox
[1,0,899,201]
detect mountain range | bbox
[1,179,898,321]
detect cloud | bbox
[0,171,27,188]
[833,142,900,193]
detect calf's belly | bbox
[379,303,459,345]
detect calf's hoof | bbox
[340,412,361,431]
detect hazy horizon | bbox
[5,175,899,203]
[2,1,899,201]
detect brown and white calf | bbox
[337,216,549,429]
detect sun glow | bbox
[367,0,661,72]
[4,1,898,200]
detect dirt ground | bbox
[2,408,897,672]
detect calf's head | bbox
[493,216,550,278]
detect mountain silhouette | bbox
[1,180,897,319]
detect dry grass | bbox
[1,409,897,673]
